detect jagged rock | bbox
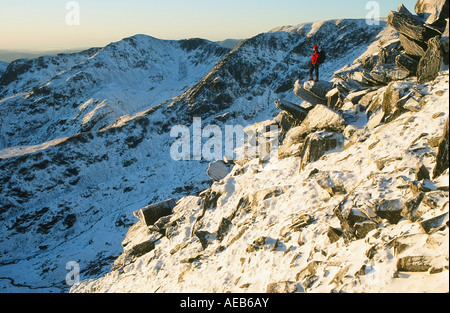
[300,131,344,170]
[397,255,447,272]
[420,212,449,233]
[266,281,298,293]
[354,221,377,239]
[422,190,449,209]
[275,98,309,122]
[399,33,428,58]
[112,240,156,270]
[278,104,345,160]
[415,0,449,26]
[326,87,345,110]
[433,117,449,178]
[314,171,346,196]
[440,19,449,65]
[375,199,404,224]
[290,214,313,231]
[395,52,420,75]
[301,104,346,133]
[369,64,411,85]
[401,192,425,222]
[327,227,342,243]
[207,160,233,181]
[133,199,176,227]
[387,11,439,43]
[418,36,445,84]
[415,163,431,181]
[293,80,333,105]
[295,261,320,290]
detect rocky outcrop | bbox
[293,80,334,106]
[433,116,449,178]
[207,160,233,181]
[277,104,345,161]
[388,1,449,84]
[415,0,449,26]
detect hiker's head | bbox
[313,45,319,51]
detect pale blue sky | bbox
[0,0,418,51]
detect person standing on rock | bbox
[309,44,324,82]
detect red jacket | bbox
[311,51,320,65]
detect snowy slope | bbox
[1,17,445,293]
[71,72,450,294]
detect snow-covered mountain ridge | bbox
[0,4,448,293]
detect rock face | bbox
[433,117,449,178]
[415,0,449,26]
[417,36,444,83]
[388,1,449,84]
[207,160,233,181]
[294,80,334,105]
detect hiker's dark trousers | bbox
[309,63,319,79]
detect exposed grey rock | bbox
[275,98,309,122]
[369,64,411,85]
[133,199,176,227]
[207,160,233,181]
[433,117,449,178]
[300,131,344,170]
[301,104,346,133]
[295,261,321,290]
[375,199,404,224]
[399,33,428,58]
[401,192,425,222]
[113,240,156,270]
[417,36,444,84]
[354,221,378,239]
[395,52,419,75]
[293,80,333,105]
[266,281,298,293]
[440,19,449,64]
[397,255,446,272]
[327,227,342,243]
[388,11,439,42]
[420,212,449,233]
[415,0,449,26]
[415,163,431,181]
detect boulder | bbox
[266,281,298,293]
[300,131,344,170]
[420,212,449,233]
[354,221,378,239]
[415,0,449,26]
[388,11,439,43]
[369,64,410,85]
[399,33,428,58]
[395,52,420,75]
[133,199,176,227]
[327,227,343,243]
[417,36,444,84]
[207,160,233,181]
[326,87,345,110]
[293,80,333,105]
[275,98,309,122]
[301,104,346,133]
[432,115,449,179]
[375,199,404,224]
